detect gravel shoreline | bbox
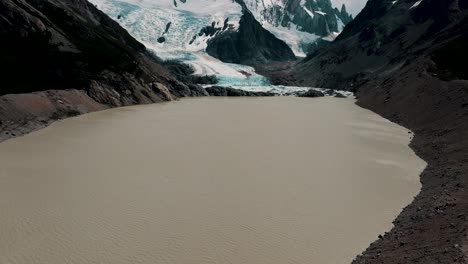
[352,62,468,263]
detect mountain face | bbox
[238,0,353,55]
[291,0,468,89]
[206,11,296,65]
[88,0,302,87]
[0,0,206,140]
[242,0,353,35]
[90,0,244,56]
[91,0,351,60]
[0,0,203,101]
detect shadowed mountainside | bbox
[0,0,205,100]
[290,0,468,89]
[0,0,207,141]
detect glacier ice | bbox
[89,0,352,96]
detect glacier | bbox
[89,0,352,96]
[90,0,272,87]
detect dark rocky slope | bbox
[275,0,468,262]
[291,0,468,90]
[206,11,296,65]
[0,0,205,141]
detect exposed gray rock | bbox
[205,86,275,97]
[236,0,353,50]
[206,11,296,65]
[297,90,325,98]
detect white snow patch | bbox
[263,24,320,57]
[90,0,242,54]
[89,0,266,86]
[336,15,345,32]
[410,0,423,9]
[300,0,315,18]
[187,53,269,86]
[303,6,315,18]
[322,32,340,42]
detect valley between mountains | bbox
[0,0,467,263]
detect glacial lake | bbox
[0,97,426,264]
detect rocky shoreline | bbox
[0,86,282,143]
[1,77,466,264]
[260,62,468,263]
[252,56,467,263]
[255,0,468,261]
[1,84,353,143]
[350,60,468,264]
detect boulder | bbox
[297,89,325,97]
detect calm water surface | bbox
[0,97,426,264]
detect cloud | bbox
[331,0,368,16]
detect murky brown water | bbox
[0,97,426,264]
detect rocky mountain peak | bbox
[206,11,296,65]
[235,0,354,54]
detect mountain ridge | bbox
[237,0,354,54]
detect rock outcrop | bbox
[206,11,296,65]
[205,86,275,97]
[297,89,325,98]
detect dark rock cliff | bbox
[206,11,296,65]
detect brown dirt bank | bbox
[0,89,106,143]
[0,86,280,143]
[351,59,468,263]
[0,84,179,143]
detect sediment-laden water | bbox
[0,97,426,264]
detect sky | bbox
[331,0,368,16]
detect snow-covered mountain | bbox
[89,0,352,87]
[90,0,243,56]
[91,0,351,57]
[239,0,353,55]
[90,0,269,86]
